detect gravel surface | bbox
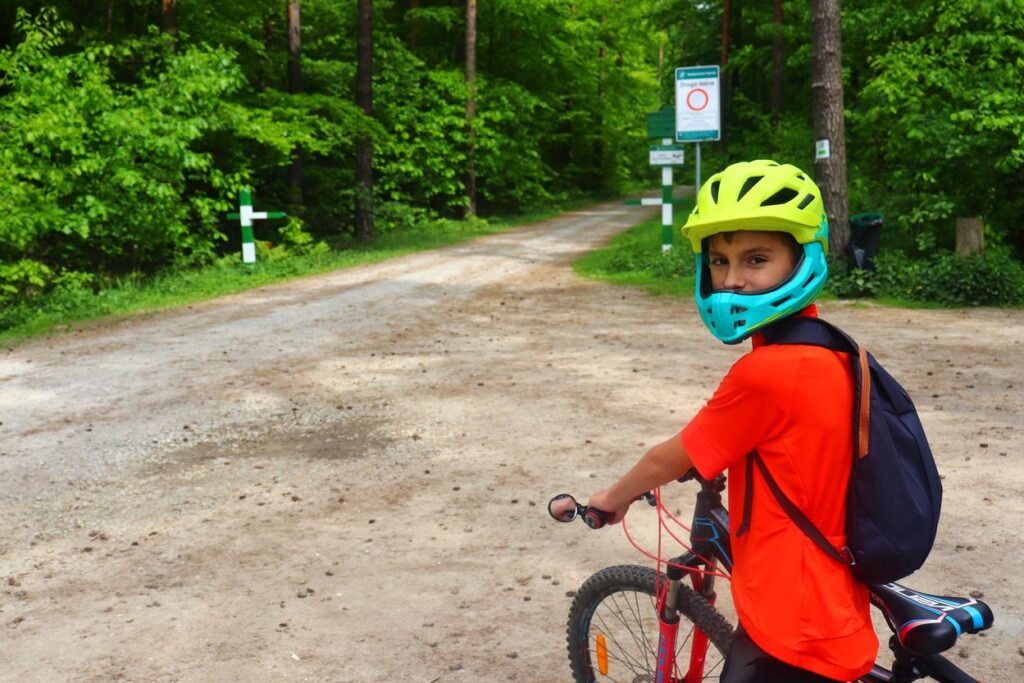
[0,201,1022,682]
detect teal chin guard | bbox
[695,241,829,344]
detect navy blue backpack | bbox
[736,315,943,585]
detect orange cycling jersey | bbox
[681,306,877,681]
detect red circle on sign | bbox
[686,88,709,111]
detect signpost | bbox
[625,108,688,253]
[675,65,721,195]
[649,144,686,167]
[226,189,286,265]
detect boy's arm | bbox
[586,433,693,524]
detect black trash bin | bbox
[848,212,883,270]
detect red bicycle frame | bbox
[654,566,719,683]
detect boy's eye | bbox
[709,257,727,267]
[749,255,768,265]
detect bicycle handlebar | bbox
[548,492,658,530]
[582,507,609,529]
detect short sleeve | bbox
[681,349,792,478]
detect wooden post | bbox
[955,217,985,256]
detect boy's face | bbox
[707,230,798,292]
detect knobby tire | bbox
[566,564,734,683]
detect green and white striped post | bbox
[226,189,286,265]
[625,137,686,253]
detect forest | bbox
[1,0,1022,319]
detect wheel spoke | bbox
[591,598,653,673]
[567,567,732,683]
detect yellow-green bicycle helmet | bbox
[681,160,830,343]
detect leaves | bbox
[1,0,1022,314]
[850,0,1024,245]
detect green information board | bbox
[646,108,676,140]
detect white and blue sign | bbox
[675,66,721,142]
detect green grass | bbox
[572,212,696,297]
[569,218,928,306]
[570,211,1015,310]
[0,199,603,346]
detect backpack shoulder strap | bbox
[760,315,855,352]
[738,451,851,566]
[760,316,871,458]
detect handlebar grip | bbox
[582,507,608,529]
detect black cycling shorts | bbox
[721,627,844,683]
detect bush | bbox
[910,251,1024,306]
[828,250,1024,306]
[607,246,695,279]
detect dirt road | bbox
[1,202,1022,682]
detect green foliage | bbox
[374,44,472,212]
[0,7,365,304]
[0,11,240,292]
[848,0,1024,253]
[606,241,695,280]
[0,207,514,340]
[828,250,1024,306]
[573,214,695,297]
[912,252,1024,306]
[3,0,1024,325]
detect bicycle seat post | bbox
[888,637,925,683]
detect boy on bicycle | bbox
[579,160,877,682]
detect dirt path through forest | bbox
[1,201,1021,682]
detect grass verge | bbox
[570,211,962,309]
[572,213,696,298]
[0,197,603,346]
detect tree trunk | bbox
[260,16,276,92]
[720,0,731,67]
[409,0,420,50]
[772,0,784,118]
[811,0,849,257]
[955,217,985,256]
[288,2,303,93]
[161,0,178,34]
[355,0,375,243]
[718,0,731,152]
[464,0,477,218]
[288,2,304,213]
[161,0,177,51]
[596,15,606,186]
[106,0,115,38]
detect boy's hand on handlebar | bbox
[586,488,633,526]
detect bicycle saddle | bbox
[869,582,994,656]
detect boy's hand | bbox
[586,488,632,525]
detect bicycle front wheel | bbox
[566,564,734,683]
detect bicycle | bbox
[549,471,995,683]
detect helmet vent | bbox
[761,188,799,206]
[771,295,793,308]
[796,194,815,210]
[710,180,721,203]
[737,176,763,201]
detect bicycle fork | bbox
[655,563,718,683]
